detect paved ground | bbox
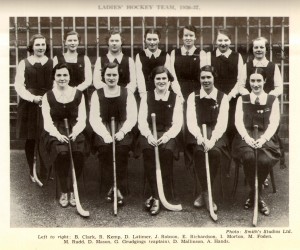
[10,150,289,228]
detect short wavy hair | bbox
[149,66,174,83]
[27,34,50,53]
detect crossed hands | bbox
[102,131,125,144]
[244,135,267,149]
[197,136,216,152]
[56,132,78,143]
[147,134,170,147]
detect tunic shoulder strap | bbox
[266,94,276,106]
[242,94,251,103]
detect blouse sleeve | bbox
[163,95,183,138]
[76,56,92,91]
[89,90,111,138]
[119,91,137,134]
[14,60,35,102]
[41,94,60,138]
[210,94,229,143]
[268,64,283,97]
[93,57,106,90]
[136,53,147,97]
[71,94,86,136]
[138,94,152,138]
[235,96,249,139]
[261,98,280,141]
[126,57,137,94]
[186,92,202,140]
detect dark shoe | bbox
[144,196,153,210]
[117,189,124,206]
[69,192,76,207]
[105,188,113,202]
[150,199,160,215]
[59,193,69,208]
[193,194,204,208]
[259,199,270,216]
[203,191,218,212]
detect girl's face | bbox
[253,40,266,60]
[182,28,196,48]
[200,71,214,93]
[108,34,122,54]
[154,72,169,92]
[33,38,46,57]
[104,67,119,87]
[55,68,70,88]
[65,34,79,52]
[216,33,231,53]
[145,33,160,53]
[250,73,265,95]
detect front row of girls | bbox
[41,62,280,217]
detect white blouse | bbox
[138,90,183,139]
[93,52,137,94]
[135,48,181,97]
[187,87,229,143]
[89,86,137,139]
[235,91,280,141]
[14,55,50,102]
[238,57,283,97]
[53,54,92,91]
[42,87,86,138]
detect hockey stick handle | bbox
[111,117,118,216]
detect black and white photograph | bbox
[1,0,300,249]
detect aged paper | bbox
[1,0,300,249]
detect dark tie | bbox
[186,51,189,56]
[150,54,155,60]
[113,58,119,64]
[255,96,260,105]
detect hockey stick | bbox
[151,113,182,211]
[64,118,90,217]
[33,103,43,187]
[202,124,218,221]
[253,125,259,226]
[111,117,118,216]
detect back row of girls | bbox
[14,26,283,218]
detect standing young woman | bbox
[233,68,280,215]
[90,62,137,205]
[14,34,53,182]
[138,66,183,215]
[41,63,87,207]
[206,28,244,145]
[169,25,206,167]
[170,25,206,101]
[186,65,229,211]
[136,28,181,98]
[53,30,92,109]
[93,29,136,94]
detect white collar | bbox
[181,45,197,55]
[199,87,218,100]
[154,90,170,101]
[27,55,48,65]
[145,48,161,58]
[250,91,267,104]
[216,48,232,58]
[253,57,269,67]
[107,52,124,63]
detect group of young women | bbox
[14,25,283,218]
